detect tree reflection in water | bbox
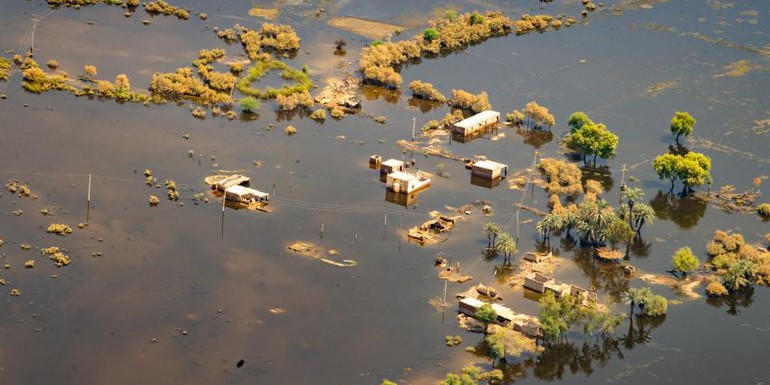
[705,285,755,316]
[649,190,707,229]
[570,247,630,303]
[467,316,666,384]
[516,127,553,149]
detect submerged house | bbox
[224,185,270,204]
[471,160,508,180]
[206,174,251,191]
[380,159,405,174]
[386,171,431,194]
[458,297,541,337]
[451,110,500,137]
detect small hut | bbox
[224,185,270,204]
[380,159,405,174]
[386,171,431,194]
[523,273,554,294]
[471,160,508,180]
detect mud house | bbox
[451,110,500,137]
[524,272,554,293]
[386,171,431,194]
[380,158,405,174]
[471,160,508,180]
[458,297,541,337]
[224,185,270,204]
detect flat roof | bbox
[473,160,508,170]
[382,159,404,166]
[226,185,268,196]
[453,110,500,129]
[459,297,485,307]
[388,171,417,181]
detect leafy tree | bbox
[643,295,668,316]
[623,288,647,318]
[625,287,667,317]
[671,246,699,276]
[604,218,635,249]
[538,291,570,341]
[670,111,695,145]
[423,28,439,42]
[486,327,529,365]
[536,213,563,242]
[381,380,397,385]
[563,122,618,164]
[239,96,260,113]
[575,199,616,245]
[567,111,593,132]
[475,303,498,334]
[652,153,680,189]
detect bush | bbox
[284,125,297,135]
[47,223,73,236]
[506,109,524,125]
[706,281,728,297]
[672,246,700,275]
[445,335,462,346]
[46,59,58,69]
[240,96,260,113]
[309,109,326,121]
[448,89,491,113]
[408,80,445,103]
[423,28,439,42]
[538,158,583,198]
[757,203,770,217]
[642,294,667,316]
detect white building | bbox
[451,110,500,136]
[224,185,270,204]
[471,160,508,180]
[386,171,431,194]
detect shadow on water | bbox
[361,84,401,104]
[570,247,630,303]
[649,190,707,229]
[580,165,614,194]
[516,127,554,149]
[408,97,443,113]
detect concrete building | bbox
[380,159,405,174]
[224,185,270,204]
[386,171,431,194]
[471,160,508,180]
[451,110,500,136]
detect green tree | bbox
[670,111,695,145]
[423,28,439,42]
[722,259,753,291]
[440,365,482,385]
[643,295,668,316]
[623,288,646,318]
[671,246,699,276]
[564,122,619,165]
[495,232,518,262]
[538,291,570,341]
[567,111,593,132]
[604,218,635,250]
[475,303,498,334]
[239,96,260,113]
[381,380,397,385]
[653,153,680,189]
[678,152,711,191]
[486,327,529,365]
[575,199,616,245]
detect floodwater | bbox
[0,0,769,384]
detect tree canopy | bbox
[564,121,619,164]
[672,246,699,275]
[652,151,711,192]
[670,111,696,145]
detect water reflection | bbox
[516,127,554,149]
[571,247,629,302]
[361,85,400,104]
[649,190,707,229]
[705,285,755,316]
[408,97,443,113]
[580,165,614,194]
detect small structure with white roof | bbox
[451,110,500,137]
[471,160,508,180]
[224,185,270,204]
[380,159,405,174]
[386,171,431,194]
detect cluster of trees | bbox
[438,364,502,385]
[623,287,668,317]
[359,11,514,89]
[151,67,231,103]
[408,80,446,103]
[483,222,518,263]
[538,158,583,198]
[704,230,770,296]
[652,151,712,192]
[522,101,555,129]
[448,89,491,113]
[237,23,301,60]
[563,112,619,165]
[538,291,625,342]
[144,0,189,19]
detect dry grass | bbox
[328,17,403,39]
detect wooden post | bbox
[86,173,92,223]
[87,173,92,203]
[320,223,324,239]
[411,116,416,142]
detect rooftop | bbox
[226,185,269,197]
[473,160,508,170]
[453,110,500,129]
[382,159,404,166]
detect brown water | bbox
[1,0,769,384]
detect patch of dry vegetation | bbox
[144,0,189,19]
[150,67,231,104]
[538,158,584,198]
[409,80,446,103]
[706,230,770,289]
[42,246,71,267]
[47,223,73,236]
[0,56,10,81]
[448,89,491,113]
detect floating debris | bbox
[287,241,358,267]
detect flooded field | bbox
[0,0,769,384]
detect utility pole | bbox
[86,173,92,223]
[411,116,416,142]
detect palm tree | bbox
[577,200,615,245]
[536,213,564,242]
[722,260,754,291]
[622,288,645,318]
[484,222,500,249]
[622,187,644,227]
[496,232,518,263]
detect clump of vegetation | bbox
[90,73,149,102]
[522,101,555,129]
[193,49,236,92]
[24,260,35,269]
[238,24,300,59]
[672,246,700,276]
[706,230,770,288]
[47,223,73,236]
[506,109,524,125]
[150,67,231,104]
[276,91,313,111]
[149,195,160,206]
[538,158,584,198]
[22,62,76,94]
[230,62,244,74]
[10,288,21,297]
[563,112,619,165]
[191,107,206,118]
[445,335,462,346]
[0,56,11,80]
[408,80,446,103]
[165,180,179,201]
[705,278,729,297]
[5,180,31,197]
[539,291,624,342]
[144,0,189,19]
[46,59,59,69]
[198,12,207,20]
[216,28,238,42]
[236,58,313,99]
[309,109,326,122]
[42,246,71,267]
[448,89,491,113]
[284,125,297,135]
[240,96,260,113]
[330,107,345,119]
[757,203,770,217]
[652,151,712,192]
[623,287,667,317]
[143,169,154,185]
